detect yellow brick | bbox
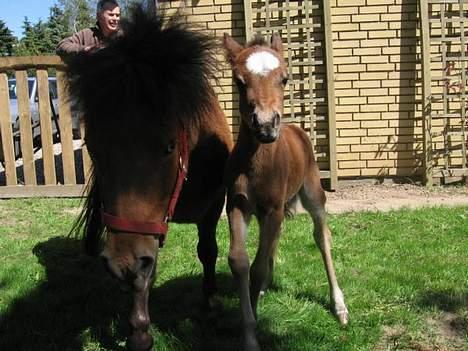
[353,80,381,88]
[332,15,352,24]
[337,145,351,153]
[367,160,396,168]
[335,48,353,57]
[339,96,367,105]
[360,152,388,160]
[368,96,395,104]
[360,22,388,31]
[190,14,215,22]
[361,104,389,113]
[192,6,219,15]
[352,14,380,22]
[337,0,365,5]
[336,136,361,145]
[339,31,368,40]
[360,39,389,47]
[353,112,381,120]
[333,40,360,49]
[338,64,366,73]
[337,121,360,129]
[369,30,397,39]
[334,23,360,32]
[353,47,382,56]
[351,144,380,152]
[360,72,388,80]
[337,153,360,161]
[338,169,361,177]
[214,0,232,4]
[382,79,410,87]
[335,81,352,89]
[340,129,367,137]
[367,0,393,4]
[361,56,389,64]
[367,128,396,136]
[362,135,397,144]
[332,6,359,16]
[336,113,353,121]
[337,105,360,113]
[361,120,388,128]
[359,5,389,14]
[360,88,389,96]
[208,21,233,29]
[339,160,367,169]
[366,63,396,72]
[336,88,359,97]
[334,56,360,64]
[335,72,360,81]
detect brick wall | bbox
[162,0,462,180]
[331,0,423,178]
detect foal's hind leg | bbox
[299,177,349,325]
[197,194,225,308]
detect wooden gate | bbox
[243,0,337,188]
[419,0,468,185]
[0,56,90,198]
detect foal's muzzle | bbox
[252,112,281,143]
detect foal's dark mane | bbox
[67,6,220,254]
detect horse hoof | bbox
[126,332,153,351]
[336,310,349,326]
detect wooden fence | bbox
[0,56,90,198]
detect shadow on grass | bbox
[0,237,293,351]
[416,290,468,313]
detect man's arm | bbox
[56,29,98,56]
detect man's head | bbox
[97,0,120,37]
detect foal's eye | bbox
[281,77,288,86]
[165,140,176,155]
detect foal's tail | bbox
[69,173,105,256]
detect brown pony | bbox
[223,33,349,350]
[66,7,232,351]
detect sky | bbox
[1,0,58,38]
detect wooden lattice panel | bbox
[422,0,468,181]
[244,0,336,183]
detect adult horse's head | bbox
[223,33,288,143]
[67,6,219,350]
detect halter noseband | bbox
[101,128,189,247]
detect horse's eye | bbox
[166,140,176,155]
[281,77,288,86]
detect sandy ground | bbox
[325,181,468,214]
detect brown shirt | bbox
[56,27,104,56]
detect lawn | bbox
[0,199,467,351]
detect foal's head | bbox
[224,33,288,143]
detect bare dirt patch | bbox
[325,182,468,214]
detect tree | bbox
[0,20,16,56]
[58,0,94,35]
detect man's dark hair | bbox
[97,0,119,12]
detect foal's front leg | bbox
[250,207,284,316]
[227,193,259,351]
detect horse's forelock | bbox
[65,5,218,138]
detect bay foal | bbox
[223,33,349,350]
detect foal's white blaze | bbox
[246,51,280,76]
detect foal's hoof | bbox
[126,331,153,351]
[336,309,349,326]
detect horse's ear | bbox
[223,33,244,65]
[271,33,283,56]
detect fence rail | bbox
[0,56,89,198]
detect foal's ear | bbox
[271,33,283,56]
[223,33,244,65]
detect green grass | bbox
[0,199,467,351]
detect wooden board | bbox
[0,73,17,185]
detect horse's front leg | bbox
[197,193,225,308]
[250,207,284,317]
[227,193,259,351]
[126,242,160,351]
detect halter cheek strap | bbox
[101,128,189,247]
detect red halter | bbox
[101,128,189,247]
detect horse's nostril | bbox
[137,256,155,278]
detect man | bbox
[56,0,120,56]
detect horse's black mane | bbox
[66,5,218,141]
